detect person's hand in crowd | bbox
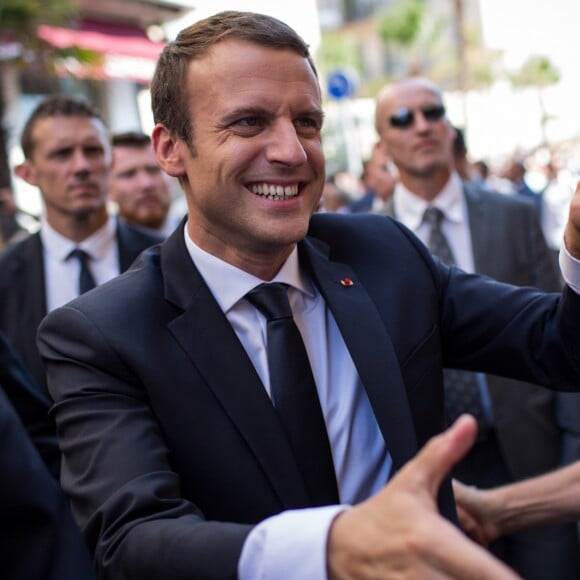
[565,179,580,258]
[453,480,501,547]
[327,415,520,579]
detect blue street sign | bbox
[327,69,358,100]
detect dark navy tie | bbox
[423,207,487,431]
[246,282,339,505]
[67,248,97,295]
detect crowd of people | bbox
[1,9,580,580]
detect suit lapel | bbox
[160,232,310,508]
[17,234,47,334]
[299,238,419,470]
[464,184,492,273]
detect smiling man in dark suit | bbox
[0,96,162,394]
[37,12,580,580]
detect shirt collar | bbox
[394,172,465,231]
[183,222,314,314]
[40,214,117,261]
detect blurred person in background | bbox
[0,185,38,251]
[374,75,580,580]
[317,173,352,213]
[504,157,544,220]
[347,141,397,214]
[451,126,473,182]
[0,95,162,394]
[108,131,182,238]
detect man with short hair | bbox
[108,130,180,237]
[38,12,580,580]
[0,96,162,392]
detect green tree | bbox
[509,55,560,145]
[378,0,424,76]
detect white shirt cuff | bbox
[238,505,348,580]
[560,242,580,294]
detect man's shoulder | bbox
[115,219,165,249]
[464,182,538,214]
[0,233,41,275]
[307,211,431,266]
[309,211,419,248]
[309,211,400,235]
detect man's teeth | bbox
[250,183,299,200]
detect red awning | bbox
[37,24,165,61]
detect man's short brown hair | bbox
[150,11,317,151]
[20,95,106,160]
[112,131,151,149]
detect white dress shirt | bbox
[40,215,119,312]
[183,226,392,580]
[393,172,475,271]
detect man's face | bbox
[154,39,325,275]
[17,116,111,221]
[376,80,454,184]
[109,144,172,230]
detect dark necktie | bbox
[246,283,339,506]
[67,248,97,295]
[422,207,487,430]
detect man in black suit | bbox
[374,76,580,578]
[37,11,580,580]
[0,95,162,392]
[0,331,96,579]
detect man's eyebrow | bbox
[298,107,325,122]
[218,105,325,125]
[218,106,273,126]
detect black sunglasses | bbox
[388,104,446,129]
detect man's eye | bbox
[295,118,321,135]
[84,146,104,156]
[52,149,72,159]
[236,118,261,127]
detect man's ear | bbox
[152,124,187,178]
[14,161,37,186]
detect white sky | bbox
[479,0,580,81]
[165,0,321,52]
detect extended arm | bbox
[38,306,251,580]
[454,461,580,545]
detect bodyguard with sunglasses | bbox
[375,76,580,580]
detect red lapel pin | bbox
[340,277,354,287]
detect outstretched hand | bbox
[564,179,580,259]
[453,480,501,547]
[327,415,519,579]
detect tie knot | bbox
[422,206,445,229]
[246,283,292,321]
[67,248,91,264]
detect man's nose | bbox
[71,149,92,173]
[414,110,432,131]
[265,122,307,166]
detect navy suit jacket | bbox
[0,333,96,579]
[385,182,580,478]
[0,220,162,393]
[0,389,97,580]
[38,213,580,579]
